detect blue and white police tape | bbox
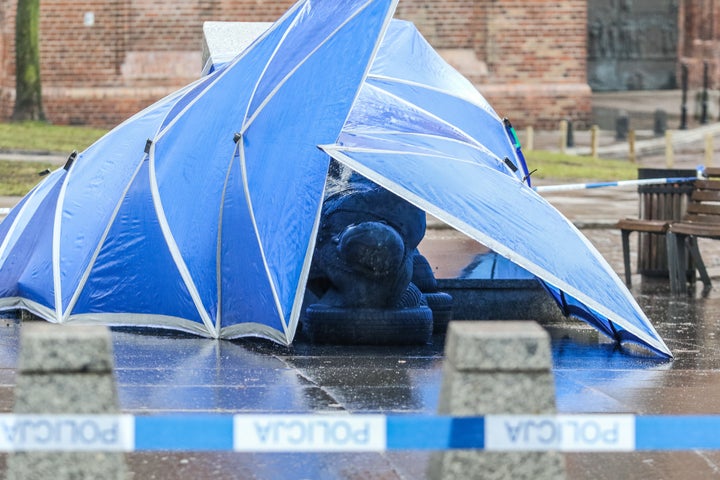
[534,176,697,193]
[535,164,709,193]
[0,414,719,452]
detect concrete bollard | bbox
[7,323,126,480]
[429,321,566,480]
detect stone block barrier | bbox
[7,323,127,480]
[430,321,566,480]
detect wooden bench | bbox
[665,168,720,293]
[617,167,720,292]
[617,218,671,287]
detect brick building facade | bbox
[680,0,720,89]
[0,1,711,129]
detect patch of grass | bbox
[0,159,58,196]
[524,150,639,183]
[0,121,107,153]
[0,122,641,197]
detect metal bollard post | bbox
[654,109,667,137]
[615,113,629,141]
[429,321,566,480]
[7,323,126,480]
[701,61,709,125]
[680,64,688,130]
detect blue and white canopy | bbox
[0,0,398,345]
[0,10,671,357]
[322,20,671,357]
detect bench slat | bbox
[703,167,720,178]
[694,179,720,191]
[687,202,720,216]
[683,213,720,224]
[692,189,720,202]
[616,218,668,233]
[669,221,720,237]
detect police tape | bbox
[0,413,718,452]
[534,176,697,193]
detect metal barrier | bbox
[0,413,718,452]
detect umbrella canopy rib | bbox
[236,139,288,336]
[63,157,149,324]
[369,72,495,113]
[52,163,75,321]
[149,141,218,337]
[241,0,389,134]
[360,82,500,155]
[0,178,50,265]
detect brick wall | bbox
[680,0,720,90]
[474,0,590,128]
[0,0,591,129]
[395,0,475,48]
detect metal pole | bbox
[702,61,709,125]
[680,64,688,130]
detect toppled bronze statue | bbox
[303,162,452,344]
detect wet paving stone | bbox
[126,451,414,480]
[5,186,720,478]
[120,384,341,413]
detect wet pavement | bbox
[4,92,720,478]
[1,190,720,479]
[4,270,720,478]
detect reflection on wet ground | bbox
[1,282,720,478]
[2,188,720,478]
